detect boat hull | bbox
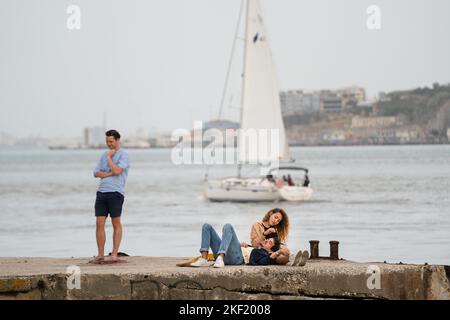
[204,184,280,202]
[277,186,313,201]
[204,178,313,202]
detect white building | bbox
[280,90,321,116]
[339,86,367,103]
[0,132,15,146]
[281,86,367,114]
[351,116,398,129]
[155,134,177,148]
[84,127,105,148]
[323,131,346,143]
[321,93,343,113]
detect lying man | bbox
[241,237,281,266]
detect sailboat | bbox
[203,0,313,202]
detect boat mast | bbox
[238,0,250,179]
[240,0,249,138]
[217,0,245,121]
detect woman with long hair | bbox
[250,208,308,266]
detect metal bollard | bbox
[309,240,320,259]
[329,241,340,260]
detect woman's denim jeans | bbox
[200,223,244,265]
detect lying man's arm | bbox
[275,254,289,265]
[275,244,290,265]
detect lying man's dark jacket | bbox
[249,248,278,265]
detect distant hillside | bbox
[285,83,450,133]
[376,83,450,129]
[283,83,450,145]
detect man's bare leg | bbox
[96,216,107,260]
[111,217,123,260]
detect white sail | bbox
[239,0,290,164]
[203,0,314,203]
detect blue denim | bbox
[200,223,244,265]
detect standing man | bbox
[93,130,130,263]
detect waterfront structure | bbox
[147,134,178,148]
[280,86,366,116]
[320,92,343,113]
[280,90,321,116]
[339,86,367,109]
[1,256,449,300]
[351,116,398,129]
[0,132,15,146]
[83,126,105,148]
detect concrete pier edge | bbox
[0,257,449,300]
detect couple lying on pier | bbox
[181,208,309,268]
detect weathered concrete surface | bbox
[0,257,449,300]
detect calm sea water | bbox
[0,145,449,265]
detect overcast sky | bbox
[1,0,449,138]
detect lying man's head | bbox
[262,237,281,253]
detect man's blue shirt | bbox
[93,149,130,195]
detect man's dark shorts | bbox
[95,192,124,218]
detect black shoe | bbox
[108,252,130,257]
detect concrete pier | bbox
[0,257,449,300]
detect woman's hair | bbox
[262,208,289,242]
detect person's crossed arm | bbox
[95,171,113,179]
[106,150,124,176]
[93,153,112,179]
[93,151,123,179]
